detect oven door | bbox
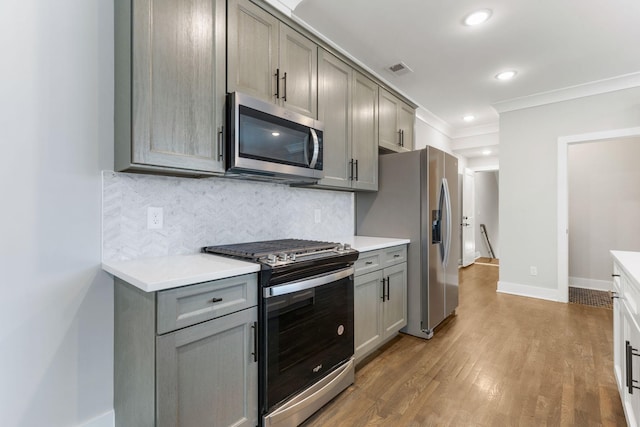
[262,266,354,413]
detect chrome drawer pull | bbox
[211,297,223,303]
[393,254,400,258]
[365,261,373,265]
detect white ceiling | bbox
[292,0,640,146]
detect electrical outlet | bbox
[530,266,538,276]
[147,207,163,229]
[314,209,321,224]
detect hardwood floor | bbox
[302,264,626,426]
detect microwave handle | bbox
[309,129,320,169]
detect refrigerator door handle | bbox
[442,178,452,267]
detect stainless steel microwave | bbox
[226,92,324,184]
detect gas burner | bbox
[202,238,356,268]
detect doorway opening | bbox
[557,127,640,303]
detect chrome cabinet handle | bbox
[381,278,386,301]
[354,159,359,181]
[349,159,354,181]
[275,68,280,99]
[386,277,390,300]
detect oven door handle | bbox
[263,267,354,298]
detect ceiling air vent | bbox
[387,62,413,76]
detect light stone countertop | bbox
[345,235,410,252]
[611,250,640,287]
[102,235,409,292]
[102,254,260,292]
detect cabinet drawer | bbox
[355,250,382,276]
[157,274,257,334]
[624,272,640,317]
[383,245,407,267]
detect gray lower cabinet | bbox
[114,0,226,176]
[354,246,407,363]
[114,274,258,427]
[227,0,317,118]
[379,87,415,153]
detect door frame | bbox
[557,126,640,303]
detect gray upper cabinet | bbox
[379,87,415,153]
[317,51,378,191]
[317,50,352,188]
[228,0,318,118]
[351,72,379,191]
[114,0,226,176]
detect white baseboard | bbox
[77,410,114,427]
[569,276,612,291]
[497,281,561,302]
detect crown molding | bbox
[451,122,499,139]
[493,72,640,113]
[262,0,303,16]
[415,108,454,138]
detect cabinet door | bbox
[317,49,352,188]
[227,0,279,102]
[354,270,383,362]
[614,296,624,396]
[382,263,407,339]
[279,24,318,118]
[398,102,415,151]
[378,88,401,151]
[156,308,258,427]
[352,72,378,191]
[132,0,226,173]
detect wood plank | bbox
[302,264,626,426]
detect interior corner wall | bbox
[0,1,114,426]
[475,171,500,259]
[568,137,640,282]
[499,87,640,296]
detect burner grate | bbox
[203,239,339,261]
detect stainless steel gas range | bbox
[203,239,359,427]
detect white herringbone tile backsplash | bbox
[102,171,354,262]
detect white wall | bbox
[475,171,500,259]
[499,87,640,299]
[414,116,453,154]
[568,137,640,284]
[0,0,114,426]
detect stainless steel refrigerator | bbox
[356,147,459,339]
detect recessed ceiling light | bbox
[271,132,280,136]
[463,9,492,26]
[463,115,475,122]
[495,70,517,81]
[482,149,492,156]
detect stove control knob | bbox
[336,243,344,251]
[278,253,288,262]
[267,254,277,264]
[344,243,351,251]
[289,253,296,261]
